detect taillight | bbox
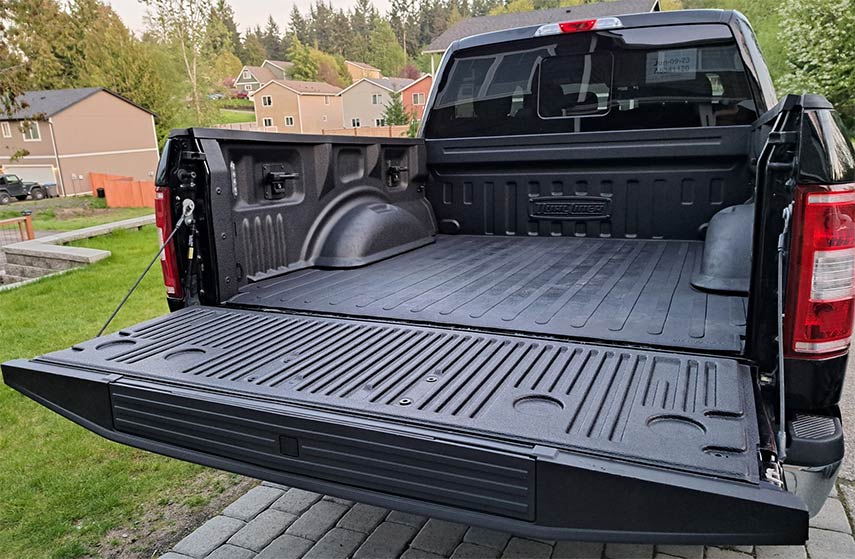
[534,17,622,37]
[154,186,183,298]
[785,184,855,357]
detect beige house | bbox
[345,61,382,82]
[234,60,294,93]
[340,78,414,129]
[251,80,343,134]
[0,88,158,196]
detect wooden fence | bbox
[89,173,155,208]
[0,215,35,245]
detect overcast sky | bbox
[106,0,392,33]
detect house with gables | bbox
[251,80,343,134]
[234,60,295,93]
[339,77,414,129]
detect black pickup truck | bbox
[4,10,853,544]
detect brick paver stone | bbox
[255,533,314,559]
[222,485,285,521]
[272,488,324,515]
[654,545,703,559]
[463,527,511,551]
[400,549,445,559]
[286,500,349,541]
[159,554,193,559]
[604,543,654,559]
[354,521,418,558]
[172,515,245,558]
[705,547,752,559]
[552,541,605,558]
[503,537,553,558]
[205,544,255,559]
[387,510,429,528]
[451,542,502,558]
[228,508,297,551]
[337,503,389,534]
[809,498,852,533]
[755,546,807,559]
[805,527,855,558]
[411,519,469,556]
[303,527,366,559]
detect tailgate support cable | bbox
[96,201,193,337]
[776,203,792,463]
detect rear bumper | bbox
[785,461,841,518]
[3,358,809,544]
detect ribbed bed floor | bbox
[231,235,747,352]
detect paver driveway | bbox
[160,362,855,559]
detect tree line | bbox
[1,0,853,146]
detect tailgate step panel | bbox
[41,306,759,483]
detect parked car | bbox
[207,93,225,100]
[4,9,852,545]
[0,173,47,204]
[232,90,249,100]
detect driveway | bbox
[160,363,855,559]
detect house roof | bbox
[341,77,415,96]
[2,87,155,120]
[346,60,381,72]
[423,0,660,53]
[243,66,277,84]
[254,79,343,96]
[264,60,294,71]
[399,74,432,92]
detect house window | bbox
[21,121,41,142]
[284,116,295,127]
[244,84,253,91]
[374,118,386,127]
[262,117,273,127]
[261,95,272,107]
[243,70,251,79]
[324,96,331,105]
[412,92,425,105]
[371,93,382,105]
[351,118,361,128]
[1,122,10,138]
[322,115,328,122]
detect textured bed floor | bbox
[231,235,747,352]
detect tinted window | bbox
[425,24,758,138]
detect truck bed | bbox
[231,235,747,353]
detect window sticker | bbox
[646,48,698,83]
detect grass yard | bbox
[0,226,213,559]
[0,196,152,231]
[215,109,255,124]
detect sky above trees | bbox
[106,0,393,32]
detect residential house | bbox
[422,0,660,71]
[234,60,295,93]
[345,61,382,82]
[401,75,433,121]
[340,78,414,129]
[0,87,158,196]
[251,80,343,134]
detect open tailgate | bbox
[2,306,807,543]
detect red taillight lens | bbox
[559,19,597,33]
[154,187,183,298]
[785,184,855,357]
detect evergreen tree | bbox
[288,37,318,81]
[382,91,409,125]
[241,33,267,66]
[262,16,282,60]
[367,19,406,77]
[289,5,313,46]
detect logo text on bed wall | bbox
[529,196,612,220]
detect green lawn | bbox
[0,196,152,231]
[215,109,255,124]
[0,226,206,559]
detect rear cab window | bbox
[424,23,759,138]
